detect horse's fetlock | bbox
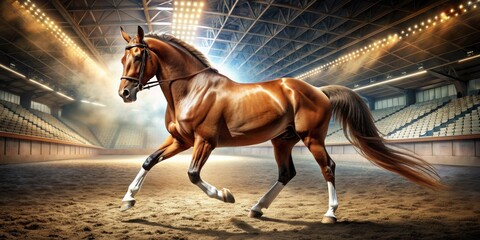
[330,202,338,211]
[206,189,218,198]
[188,170,200,184]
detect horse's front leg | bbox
[120,135,189,211]
[187,137,235,203]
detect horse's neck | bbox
[158,72,223,118]
[152,42,205,114]
[157,71,198,116]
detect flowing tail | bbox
[320,85,444,190]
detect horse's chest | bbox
[167,121,194,145]
[167,100,214,142]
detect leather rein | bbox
[120,41,213,91]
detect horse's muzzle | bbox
[119,87,138,103]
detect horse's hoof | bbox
[248,210,263,218]
[321,216,337,224]
[222,188,235,203]
[120,200,136,212]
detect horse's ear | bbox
[137,26,144,43]
[120,26,131,43]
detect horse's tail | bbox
[320,85,444,190]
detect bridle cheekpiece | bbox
[120,42,150,91]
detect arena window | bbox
[0,90,20,104]
[31,101,51,114]
[375,95,406,110]
[416,85,456,103]
[468,79,480,92]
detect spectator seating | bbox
[0,100,92,145]
[2,95,478,148]
[114,126,145,149]
[431,96,480,136]
[60,117,102,146]
[90,124,120,148]
[326,95,479,143]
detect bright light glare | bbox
[458,54,480,63]
[56,92,74,101]
[171,0,204,44]
[296,0,478,80]
[29,79,53,91]
[0,63,26,78]
[353,71,427,91]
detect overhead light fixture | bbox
[171,0,205,44]
[81,99,106,107]
[296,0,478,80]
[458,54,480,63]
[29,79,53,91]
[1,63,58,92]
[0,63,26,78]
[56,92,74,101]
[17,0,90,60]
[353,70,427,91]
[91,102,106,107]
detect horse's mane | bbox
[145,32,213,68]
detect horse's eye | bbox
[134,55,142,61]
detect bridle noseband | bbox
[120,42,150,91]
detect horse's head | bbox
[118,26,157,103]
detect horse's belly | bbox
[218,118,289,147]
[217,132,280,147]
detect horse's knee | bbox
[142,149,165,170]
[278,167,296,185]
[188,170,200,184]
[142,156,159,170]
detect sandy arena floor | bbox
[0,154,479,239]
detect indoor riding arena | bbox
[1,0,479,239]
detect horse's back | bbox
[209,77,332,146]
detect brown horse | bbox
[118,26,443,223]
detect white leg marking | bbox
[251,181,285,213]
[324,181,338,218]
[196,180,223,201]
[122,167,148,202]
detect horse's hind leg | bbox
[303,136,338,223]
[187,136,235,203]
[121,135,188,211]
[249,132,299,218]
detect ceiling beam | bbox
[205,0,241,55]
[243,0,352,74]
[261,0,450,81]
[383,84,406,93]
[51,0,106,68]
[219,1,274,66]
[142,0,153,33]
[0,33,71,84]
[67,6,172,11]
[236,0,323,69]
[428,69,464,82]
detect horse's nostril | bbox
[122,89,130,98]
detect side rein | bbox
[120,41,217,92]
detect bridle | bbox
[120,41,215,92]
[120,42,151,91]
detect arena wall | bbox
[0,135,101,164]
